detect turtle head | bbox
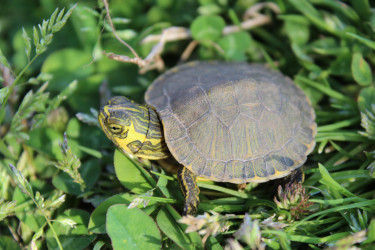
[99,96,169,160]
[99,96,135,144]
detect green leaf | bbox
[309,38,348,56]
[52,159,100,195]
[33,26,40,53]
[350,0,371,20]
[50,80,78,111]
[93,241,106,250]
[88,193,135,234]
[190,15,225,42]
[56,8,65,23]
[363,219,375,244]
[217,31,252,61]
[0,87,9,105]
[54,209,90,235]
[10,88,49,137]
[318,163,356,199]
[0,236,22,250]
[329,52,352,77]
[12,184,46,232]
[76,109,99,127]
[31,80,77,130]
[0,48,10,68]
[77,145,102,159]
[114,150,154,194]
[44,34,53,46]
[70,4,98,50]
[197,4,222,16]
[0,200,17,221]
[228,9,241,27]
[358,86,375,140]
[351,53,372,86]
[164,206,204,248]
[358,86,375,114]
[311,0,359,22]
[205,236,224,250]
[8,164,33,197]
[22,28,31,61]
[54,132,85,191]
[156,208,195,249]
[31,225,45,245]
[288,0,346,38]
[291,199,375,232]
[52,4,77,33]
[39,20,48,38]
[317,117,360,132]
[46,209,96,250]
[106,205,161,249]
[295,76,355,105]
[48,8,59,32]
[282,15,310,45]
[346,32,375,50]
[288,232,350,244]
[88,193,158,234]
[41,48,95,92]
[62,4,77,23]
[26,128,63,159]
[371,12,375,31]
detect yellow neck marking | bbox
[114,123,146,154]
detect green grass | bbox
[1,0,375,249]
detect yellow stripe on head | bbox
[98,96,169,160]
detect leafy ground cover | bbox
[1,0,375,249]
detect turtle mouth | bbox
[98,107,107,125]
[98,107,112,140]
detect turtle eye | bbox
[108,124,123,134]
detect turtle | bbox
[98,61,317,215]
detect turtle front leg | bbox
[177,167,200,216]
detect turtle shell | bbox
[145,61,316,184]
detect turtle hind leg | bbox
[177,167,200,216]
[285,167,305,184]
[272,167,305,194]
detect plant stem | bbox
[0,55,39,125]
[30,195,63,250]
[44,216,63,250]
